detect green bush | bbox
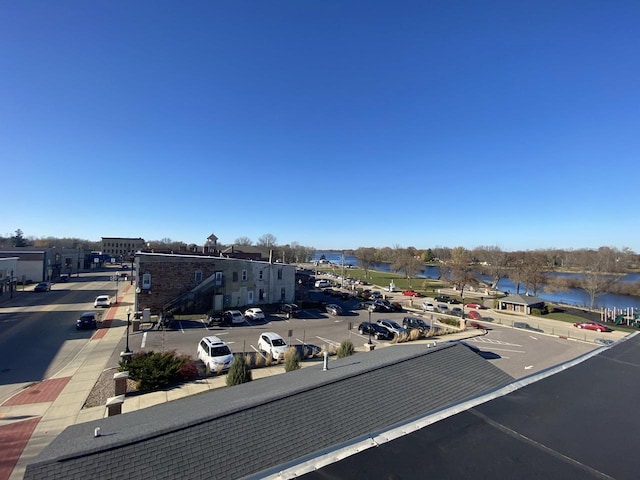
[439,317,460,327]
[226,355,252,386]
[120,350,194,391]
[336,339,355,358]
[284,347,300,372]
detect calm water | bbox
[313,252,640,309]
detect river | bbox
[312,252,640,310]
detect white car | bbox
[314,279,331,288]
[422,301,435,312]
[223,310,245,325]
[197,336,234,374]
[244,308,265,321]
[257,332,288,361]
[94,295,111,308]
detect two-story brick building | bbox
[133,252,296,314]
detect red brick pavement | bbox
[2,377,71,407]
[0,417,39,480]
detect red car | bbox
[466,310,482,320]
[402,290,421,297]
[573,322,608,332]
[465,303,484,310]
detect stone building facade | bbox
[134,252,296,314]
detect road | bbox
[0,271,122,403]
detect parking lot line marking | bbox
[525,365,534,369]
[316,336,340,346]
[141,332,147,349]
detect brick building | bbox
[101,237,146,261]
[134,252,296,314]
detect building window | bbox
[233,271,238,282]
[242,269,247,281]
[280,287,286,300]
[259,288,264,301]
[195,270,203,283]
[259,270,263,281]
[142,273,152,290]
[215,271,223,286]
[277,268,282,280]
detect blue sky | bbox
[2,1,639,252]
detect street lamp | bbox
[114,273,119,304]
[367,308,372,345]
[125,307,132,354]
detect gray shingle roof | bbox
[500,293,545,306]
[24,342,513,480]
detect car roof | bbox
[96,295,109,299]
[80,312,98,318]
[201,336,227,346]
[261,332,284,340]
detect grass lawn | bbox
[315,266,445,295]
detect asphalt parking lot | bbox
[116,286,605,380]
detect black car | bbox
[279,303,301,318]
[357,322,394,340]
[434,295,451,303]
[372,299,395,312]
[34,282,51,292]
[402,316,431,333]
[76,312,99,330]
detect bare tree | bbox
[473,245,508,289]
[521,251,549,296]
[354,247,377,280]
[392,249,423,287]
[445,247,476,294]
[506,251,527,294]
[576,247,625,309]
[256,233,277,248]
[234,236,253,246]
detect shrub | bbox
[226,355,252,386]
[336,339,355,358]
[254,352,265,368]
[439,317,461,328]
[408,329,421,341]
[121,350,192,391]
[284,347,300,372]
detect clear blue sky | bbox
[2,1,639,252]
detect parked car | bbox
[465,303,484,310]
[34,282,51,292]
[357,301,375,310]
[372,299,395,312]
[422,301,435,311]
[94,295,111,308]
[224,310,246,325]
[279,303,301,318]
[358,322,394,340]
[467,310,482,320]
[76,312,99,330]
[451,307,463,317]
[258,332,288,361]
[402,290,421,297]
[437,304,449,312]
[514,321,542,332]
[402,316,431,333]
[244,308,265,321]
[573,322,609,332]
[325,304,344,316]
[59,274,69,282]
[434,295,452,303]
[314,279,331,288]
[197,336,234,374]
[369,291,383,300]
[376,319,408,337]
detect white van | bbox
[314,279,331,288]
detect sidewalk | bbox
[0,285,137,480]
[0,285,483,480]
